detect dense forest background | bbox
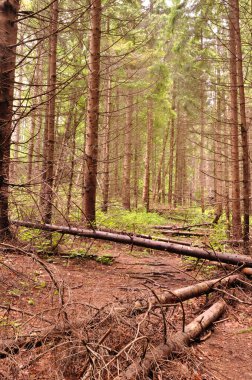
[0,0,252,251]
[1,2,252,379]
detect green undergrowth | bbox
[17,227,64,254]
[208,217,228,251]
[96,209,167,234]
[238,327,252,334]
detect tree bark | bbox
[231,0,250,253]
[153,123,169,203]
[168,84,176,206]
[213,61,223,223]
[27,49,43,183]
[200,73,205,213]
[228,1,242,240]
[101,62,112,212]
[142,98,153,212]
[122,92,133,210]
[0,0,20,236]
[133,103,139,209]
[82,0,102,224]
[40,0,58,224]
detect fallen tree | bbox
[12,220,252,267]
[153,222,213,231]
[155,229,210,237]
[115,299,227,380]
[134,274,239,311]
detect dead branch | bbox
[134,274,239,311]
[114,300,227,380]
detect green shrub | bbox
[96,209,167,234]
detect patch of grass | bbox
[96,255,114,265]
[8,288,22,297]
[238,327,252,334]
[96,209,167,234]
[17,227,64,254]
[209,216,228,251]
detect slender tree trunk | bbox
[214,67,223,223]
[168,89,176,207]
[228,2,242,240]
[153,124,169,203]
[13,42,24,179]
[0,0,20,236]
[101,65,112,213]
[66,113,79,218]
[174,107,184,207]
[224,117,231,232]
[133,104,139,209]
[232,0,250,253]
[82,0,102,224]
[27,49,43,183]
[113,88,120,198]
[122,92,133,210]
[54,99,75,191]
[161,151,166,204]
[40,0,58,224]
[27,79,39,183]
[200,78,205,213]
[142,98,153,212]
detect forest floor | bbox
[0,239,252,380]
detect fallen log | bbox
[134,274,239,311]
[12,220,252,267]
[95,227,194,246]
[153,222,213,231]
[115,300,226,380]
[206,261,252,277]
[156,229,210,237]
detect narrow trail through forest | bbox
[1,240,251,380]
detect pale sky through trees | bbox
[143,0,173,6]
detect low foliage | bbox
[96,209,167,234]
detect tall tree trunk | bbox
[82,0,102,224]
[231,0,250,253]
[199,77,206,213]
[54,99,75,191]
[101,68,112,213]
[228,1,242,240]
[168,88,176,207]
[174,106,184,207]
[122,93,133,210]
[153,124,169,203]
[113,88,120,198]
[0,0,20,236]
[41,0,58,224]
[142,98,153,212]
[133,104,139,209]
[214,67,223,223]
[27,49,43,183]
[224,112,231,232]
[66,112,79,218]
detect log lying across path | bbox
[153,222,213,231]
[115,300,227,380]
[134,274,239,311]
[156,229,210,237]
[12,220,252,267]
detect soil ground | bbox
[0,242,251,379]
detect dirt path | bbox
[0,244,251,379]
